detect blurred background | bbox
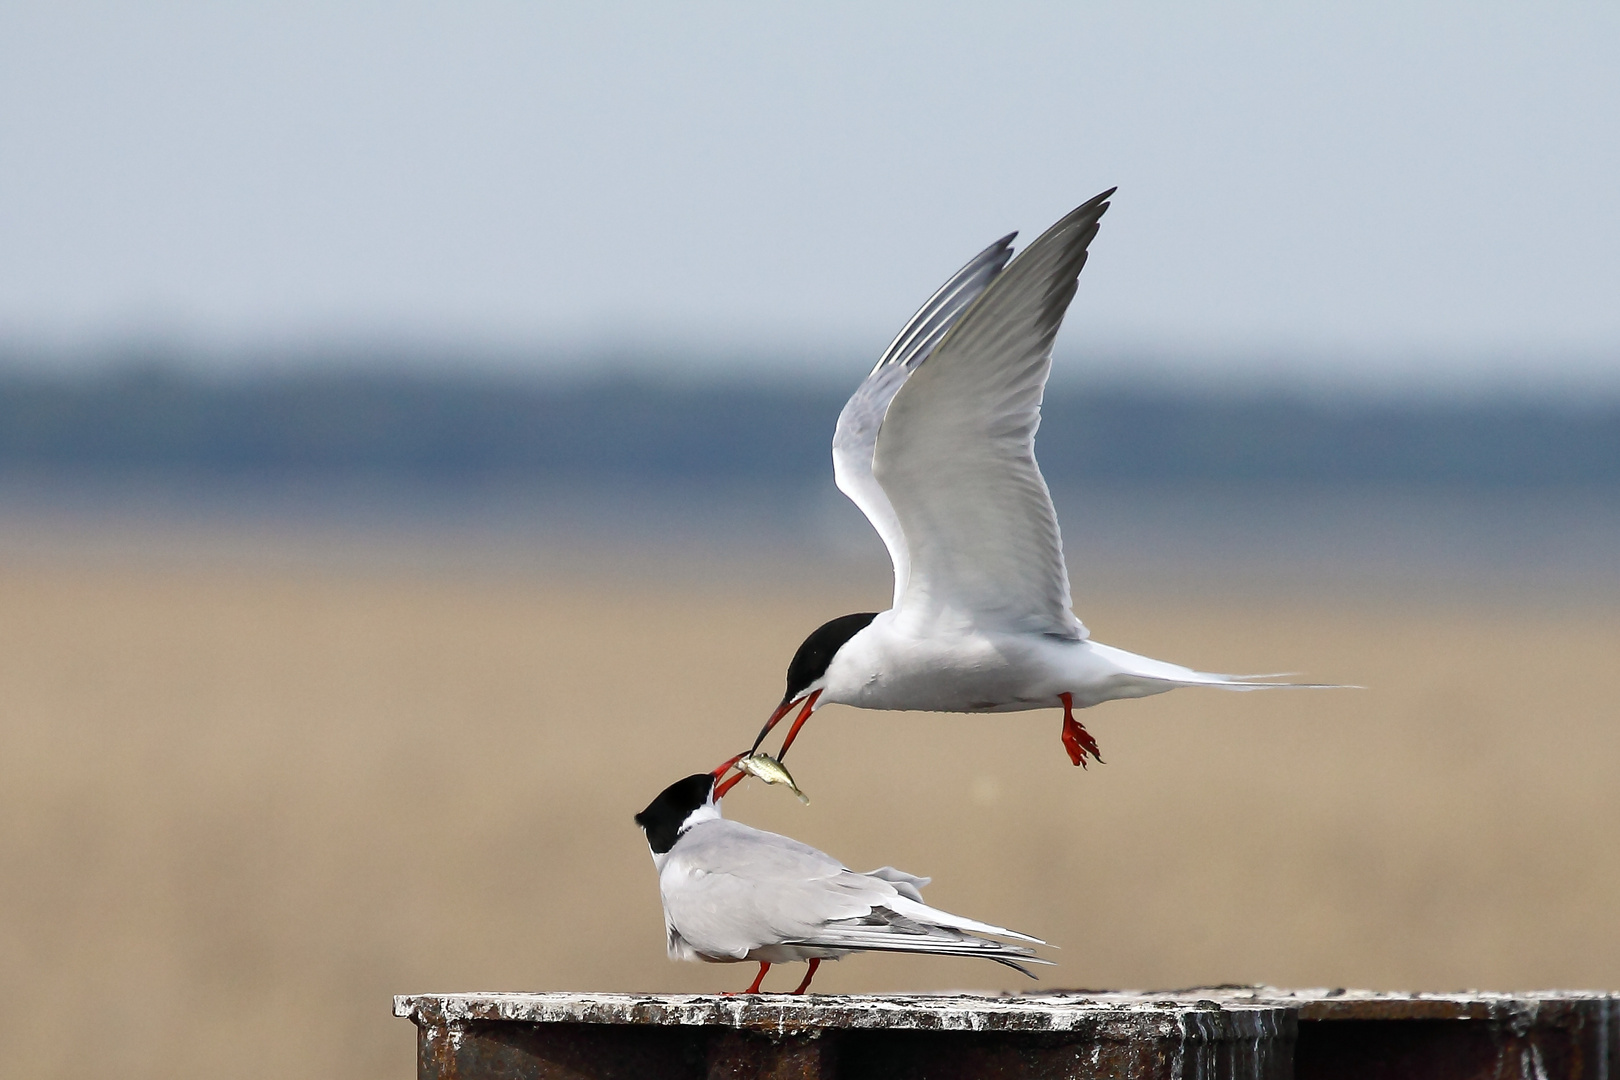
[2,4,1618,1079]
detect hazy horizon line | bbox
[3,334,1619,403]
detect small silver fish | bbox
[733,753,810,804]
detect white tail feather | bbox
[886,895,1046,945]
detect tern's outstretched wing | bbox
[874,190,1114,638]
[833,234,1017,609]
[662,820,1044,972]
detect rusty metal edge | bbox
[1079,987,1620,1024]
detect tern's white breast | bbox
[821,615,1140,713]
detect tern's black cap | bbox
[783,612,877,703]
[634,773,714,854]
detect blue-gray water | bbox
[2,367,1616,593]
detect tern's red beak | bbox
[711,752,747,799]
[750,698,799,755]
[776,689,822,759]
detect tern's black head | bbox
[634,773,714,855]
[782,612,878,703]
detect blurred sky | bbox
[2,3,1619,389]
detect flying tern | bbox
[731,188,1326,783]
[636,768,1048,994]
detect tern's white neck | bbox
[681,801,723,832]
[652,800,722,872]
[818,613,891,704]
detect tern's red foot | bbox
[790,958,821,995]
[1059,693,1104,768]
[722,962,771,996]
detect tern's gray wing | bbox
[834,234,1017,609]
[875,190,1114,639]
[660,819,900,960]
[660,820,1047,973]
[796,903,1049,977]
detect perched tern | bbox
[636,769,1049,994]
[734,189,1327,780]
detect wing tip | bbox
[1069,187,1116,227]
[993,954,1055,979]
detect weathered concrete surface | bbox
[394,990,1294,1036]
[395,992,1295,1079]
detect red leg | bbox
[1060,692,1104,768]
[790,958,821,995]
[736,962,770,994]
[775,690,822,762]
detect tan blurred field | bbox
[1,538,1617,1079]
